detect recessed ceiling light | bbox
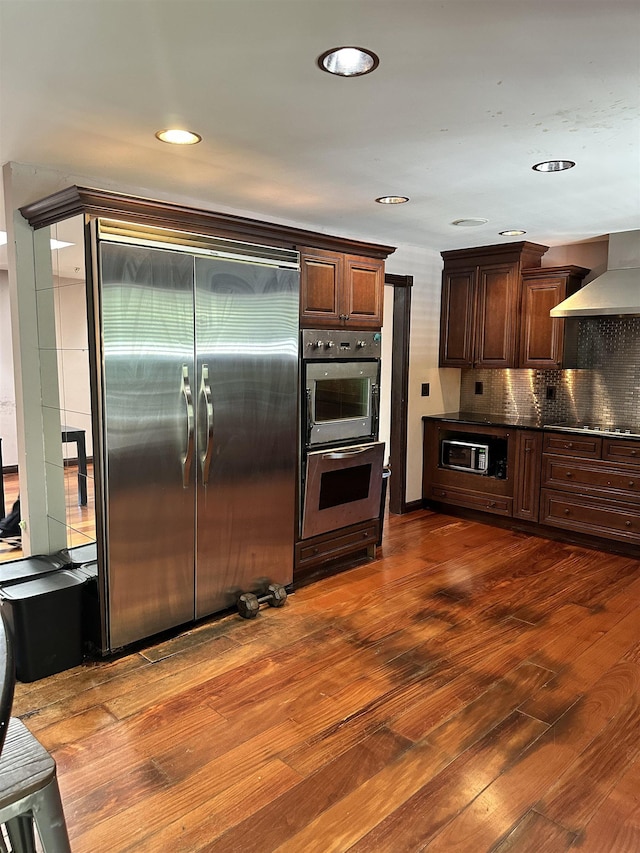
[375,196,410,205]
[155,128,202,145]
[532,160,575,172]
[317,46,379,77]
[499,229,527,237]
[451,218,489,227]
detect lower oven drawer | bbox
[302,441,385,539]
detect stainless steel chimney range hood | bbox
[550,230,640,318]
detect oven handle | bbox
[323,447,370,460]
[306,388,314,445]
[372,382,380,436]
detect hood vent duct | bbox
[550,230,640,318]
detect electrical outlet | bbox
[475,381,483,395]
[421,383,430,397]
[546,385,557,400]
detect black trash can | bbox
[0,570,84,682]
[0,553,69,587]
[68,562,101,651]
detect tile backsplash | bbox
[459,317,640,428]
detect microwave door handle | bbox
[323,448,369,460]
[371,382,380,436]
[306,388,314,445]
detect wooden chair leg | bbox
[5,815,36,853]
[31,777,72,853]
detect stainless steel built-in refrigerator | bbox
[95,223,299,650]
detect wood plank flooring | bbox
[7,505,640,851]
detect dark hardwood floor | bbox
[8,506,640,851]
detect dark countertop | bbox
[422,412,640,439]
[422,411,548,430]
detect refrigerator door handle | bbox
[181,365,195,488]
[199,364,214,486]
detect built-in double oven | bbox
[300,329,385,540]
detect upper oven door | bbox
[305,360,380,447]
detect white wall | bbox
[0,269,17,465]
[386,244,460,505]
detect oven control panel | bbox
[302,329,382,359]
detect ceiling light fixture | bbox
[375,196,409,205]
[317,46,379,77]
[499,229,527,237]
[532,160,575,172]
[451,218,488,227]
[155,128,202,145]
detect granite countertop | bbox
[422,411,548,430]
[422,412,640,439]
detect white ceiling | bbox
[1,0,639,261]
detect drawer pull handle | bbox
[313,547,319,554]
[607,481,612,486]
[566,472,572,478]
[630,482,635,488]
[564,508,571,515]
[625,521,632,528]
[566,442,573,449]
[632,450,637,456]
[488,501,496,508]
[362,532,369,539]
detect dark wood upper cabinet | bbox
[439,266,475,366]
[300,247,343,325]
[300,247,384,329]
[519,265,589,368]
[439,242,548,369]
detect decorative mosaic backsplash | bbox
[459,317,640,429]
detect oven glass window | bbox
[315,378,369,422]
[319,464,372,509]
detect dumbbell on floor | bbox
[237,583,288,619]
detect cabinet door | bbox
[343,255,384,328]
[519,276,565,368]
[299,247,342,327]
[513,430,542,521]
[475,262,519,367]
[438,267,475,367]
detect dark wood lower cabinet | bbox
[423,420,640,556]
[513,430,542,521]
[540,489,640,544]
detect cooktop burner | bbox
[545,422,640,438]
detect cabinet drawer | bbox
[429,485,512,516]
[541,456,640,504]
[543,432,602,458]
[540,489,640,544]
[296,521,378,567]
[603,438,640,468]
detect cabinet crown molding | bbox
[19,185,396,259]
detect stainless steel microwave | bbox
[441,439,489,473]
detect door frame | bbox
[385,273,413,514]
